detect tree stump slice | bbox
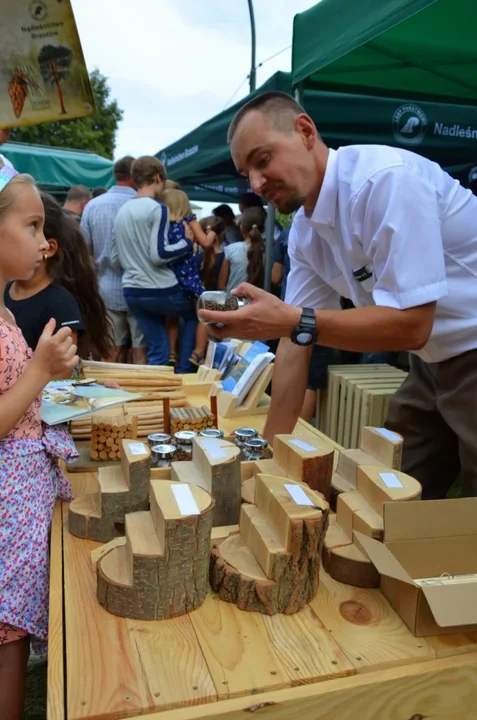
[273,434,334,501]
[171,437,241,526]
[97,480,214,620]
[210,474,329,615]
[68,439,151,542]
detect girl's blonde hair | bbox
[0,170,36,223]
[162,188,192,222]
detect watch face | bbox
[296,331,313,345]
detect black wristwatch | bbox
[290,307,318,346]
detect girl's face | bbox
[0,184,48,281]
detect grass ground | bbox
[25,656,47,720]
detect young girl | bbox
[161,189,216,367]
[218,207,265,292]
[5,193,114,360]
[0,162,79,719]
[200,215,225,291]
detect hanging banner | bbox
[0,0,94,128]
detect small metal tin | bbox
[147,432,172,448]
[198,291,249,325]
[151,443,176,468]
[200,429,224,439]
[174,430,197,461]
[234,427,259,449]
[243,438,268,461]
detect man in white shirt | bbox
[199,91,477,499]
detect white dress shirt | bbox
[285,145,477,363]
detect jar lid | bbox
[174,430,197,444]
[151,444,177,458]
[148,433,172,443]
[244,438,268,451]
[235,427,259,440]
[200,429,224,438]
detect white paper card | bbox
[201,439,226,459]
[172,484,200,516]
[285,483,314,506]
[374,428,401,442]
[289,439,317,453]
[379,472,404,489]
[128,442,147,456]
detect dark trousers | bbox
[385,349,477,499]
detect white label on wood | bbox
[128,442,148,456]
[172,484,200,516]
[379,472,404,489]
[289,439,317,453]
[285,483,314,506]
[200,439,226,459]
[374,428,401,442]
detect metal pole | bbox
[264,204,276,292]
[247,0,257,92]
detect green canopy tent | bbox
[0,141,114,197]
[292,0,477,104]
[157,71,477,197]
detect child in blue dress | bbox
[162,189,216,366]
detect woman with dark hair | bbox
[5,192,114,359]
[218,207,265,291]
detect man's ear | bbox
[295,113,317,149]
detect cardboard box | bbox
[356,497,477,636]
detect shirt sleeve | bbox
[149,203,192,265]
[351,166,448,310]
[49,290,85,335]
[285,224,341,309]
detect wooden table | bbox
[48,384,477,720]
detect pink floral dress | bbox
[0,317,78,653]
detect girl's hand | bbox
[0,128,10,145]
[183,221,194,241]
[102,379,121,389]
[31,319,79,381]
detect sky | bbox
[71,0,319,161]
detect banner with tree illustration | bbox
[0,0,94,129]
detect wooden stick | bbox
[210,395,218,428]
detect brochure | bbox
[41,380,141,426]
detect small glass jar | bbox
[173,430,197,461]
[234,427,259,449]
[151,444,176,468]
[148,432,172,448]
[243,438,268,462]
[200,428,224,439]
[197,291,249,325]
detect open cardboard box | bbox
[356,497,477,636]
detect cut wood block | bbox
[171,437,241,526]
[330,471,356,511]
[273,434,334,500]
[336,491,370,541]
[359,426,403,469]
[98,480,214,620]
[356,466,422,513]
[68,439,152,542]
[324,541,380,589]
[210,474,330,615]
[337,448,381,485]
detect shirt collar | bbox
[109,185,136,196]
[306,148,338,229]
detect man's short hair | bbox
[228,91,306,143]
[113,155,135,182]
[92,186,108,198]
[213,204,235,220]
[132,156,167,188]
[65,184,92,202]
[238,191,264,210]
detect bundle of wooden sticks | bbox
[170,406,216,434]
[90,409,137,460]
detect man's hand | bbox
[198,283,301,341]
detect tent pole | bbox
[247,0,257,92]
[294,82,304,105]
[264,204,275,292]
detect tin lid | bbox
[151,444,177,458]
[200,429,224,438]
[244,438,268,452]
[235,427,259,440]
[174,430,197,444]
[148,433,172,443]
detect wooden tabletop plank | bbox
[309,570,436,673]
[130,651,477,720]
[64,528,151,720]
[125,615,217,712]
[47,503,65,720]
[262,605,355,685]
[189,592,290,700]
[427,632,477,658]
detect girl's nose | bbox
[39,233,49,252]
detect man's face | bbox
[231,110,317,214]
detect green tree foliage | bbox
[11,69,123,159]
